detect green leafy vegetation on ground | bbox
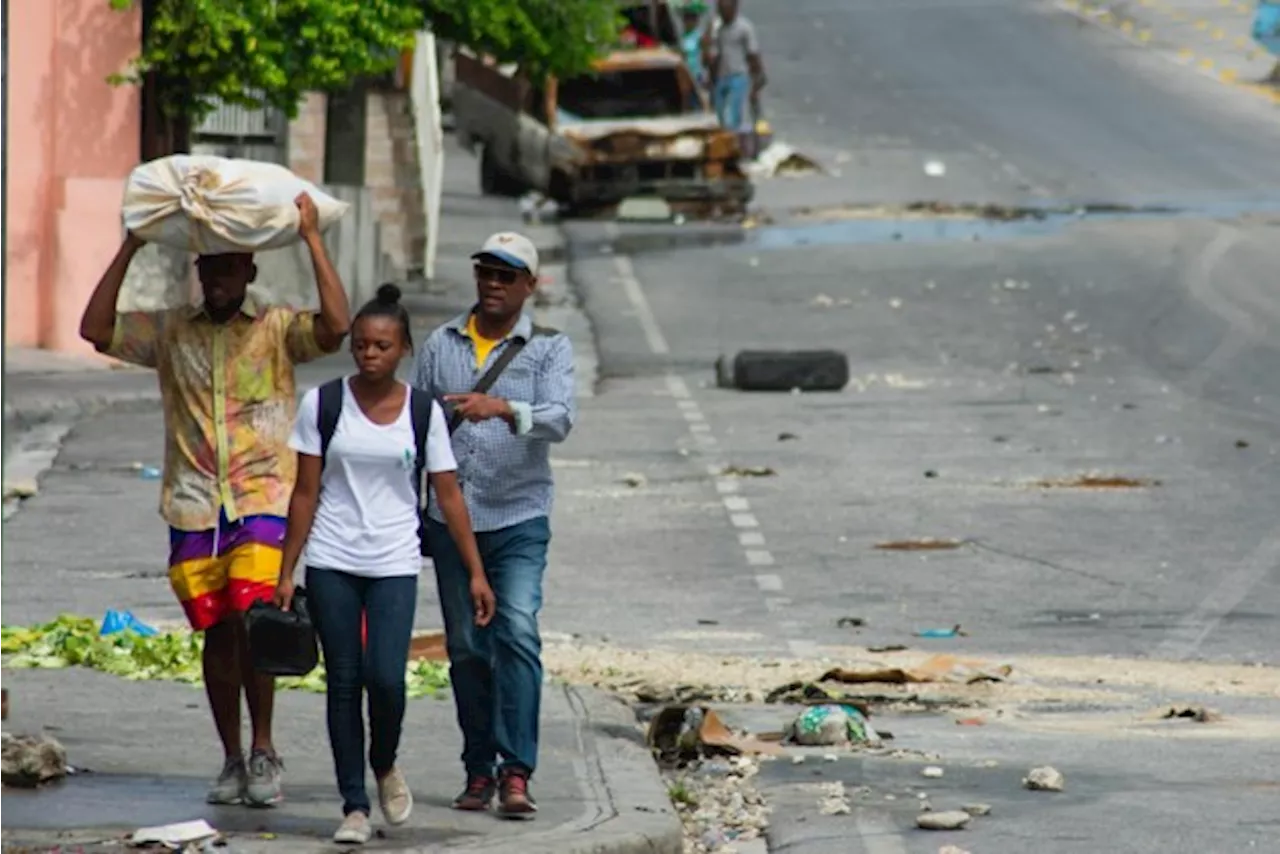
[1,615,450,698]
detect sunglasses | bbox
[474,264,522,285]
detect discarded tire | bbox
[717,350,849,392]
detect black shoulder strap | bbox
[317,379,345,468]
[409,388,432,490]
[447,325,559,434]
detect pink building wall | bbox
[5,0,142,353]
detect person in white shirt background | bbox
[274,284,496,845]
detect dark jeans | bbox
[307,568,417,816]
[429,516,550,778]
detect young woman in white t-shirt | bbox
[274,284,495,845]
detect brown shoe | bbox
[451,775,497,811]
[497,770,537,819]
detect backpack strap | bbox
[408,387,433,502]
[316,378,345,469]
[446,324,560,434]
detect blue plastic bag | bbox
[1254,2,1280,55]
[100,610,158,637]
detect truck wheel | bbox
[480,145,523,197]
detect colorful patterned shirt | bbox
[105,297,329,531]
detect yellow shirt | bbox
[466,313,505,369]
[106,298,329,530]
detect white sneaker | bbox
[377,767,414,826]
[333,811,373,845]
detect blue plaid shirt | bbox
[411,309,575,532]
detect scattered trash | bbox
[1236,439,1250,448]
[1034,474,1158,489]
[820,654,1009,686]
[915,625,967,639]
[1023,765,1065,792]
[923,160,947,177]
[786,704,879,746]
[621,472,648,488]
[939,846,973,854]
[823,753,839,763]
[3,479,39,500]
[917,810,970,830]
[836,616,865,628]
[955,717,986,727]
[791,754,806,765]
[817,780,852,815]
[924,469,939,478]
[876,538,964,551]
[745,142,823,179]
[698,619,721,626]
[100,610,159,637]
[130,820,218,848]
[922,766,945,779]
[963,803,992,816]
[778,432,799,441]
[1156,705,1223,723]
[647,705,783,764]
[1,731,69,788]
[721,465,777,478]
[868,644,908,653]
[139,466,162,480]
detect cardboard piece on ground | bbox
[130,820,217,847]
[647,705,784,760]
[821,654,1012,686]
[408,631,447,661]
[697,709,785,757]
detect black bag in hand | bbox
[245,590,319,677]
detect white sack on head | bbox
[122,155,348,254]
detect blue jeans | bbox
[307,568,418,816]
[713,73,751,132]
[429,516,550,778]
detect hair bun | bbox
[375,283,402,305]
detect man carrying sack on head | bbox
[411,232,576,819]
[78,194,351,808]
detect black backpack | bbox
[316,379,434,554]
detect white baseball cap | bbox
[472,232,539,275]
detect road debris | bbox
[917,810,971,830]
[1033,474,1158,489]
[721,465,777,478]
[649,705,784,765]
[923,160,947,177]
[745,142,823,179]
[622,472,648,488]
[836,617,865,628]
[786,704,880,746]
[1156,705,1223,723]
[817,781,852,815]
[939,846,973,854]
[778,432,799,441]
[1023,765,1066,791]
[876,538,964,551]
[1,731,69,788]
[130,820,218,848]
[963,803,992,816]
[916,625,968,639]
[922,766,945,778]
[668,757,769,853]
[820,654,1011,686]
[3,479,39,500]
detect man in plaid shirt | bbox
[412,232,575,818]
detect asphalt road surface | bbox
[545,0,1280,851]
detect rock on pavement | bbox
[1,731,69,788]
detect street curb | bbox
[429,685,682,854]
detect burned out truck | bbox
[452,47,754,216]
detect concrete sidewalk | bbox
[1,668,674,854]
[0,140,668,853]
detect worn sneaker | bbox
[377,767,413,825]
[244,749,284,807]
[333,811,373,845]
[451,774,497,811]
[206,754,247,805]
[497,770,537,819]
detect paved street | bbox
[4,1,1280,852]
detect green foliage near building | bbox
[107,0,623,123]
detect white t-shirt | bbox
[289,379,456,578]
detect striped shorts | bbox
[168,510,285,631]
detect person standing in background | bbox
[77,195,351,808]
[707,0,768,159]
[412,232,575,819]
